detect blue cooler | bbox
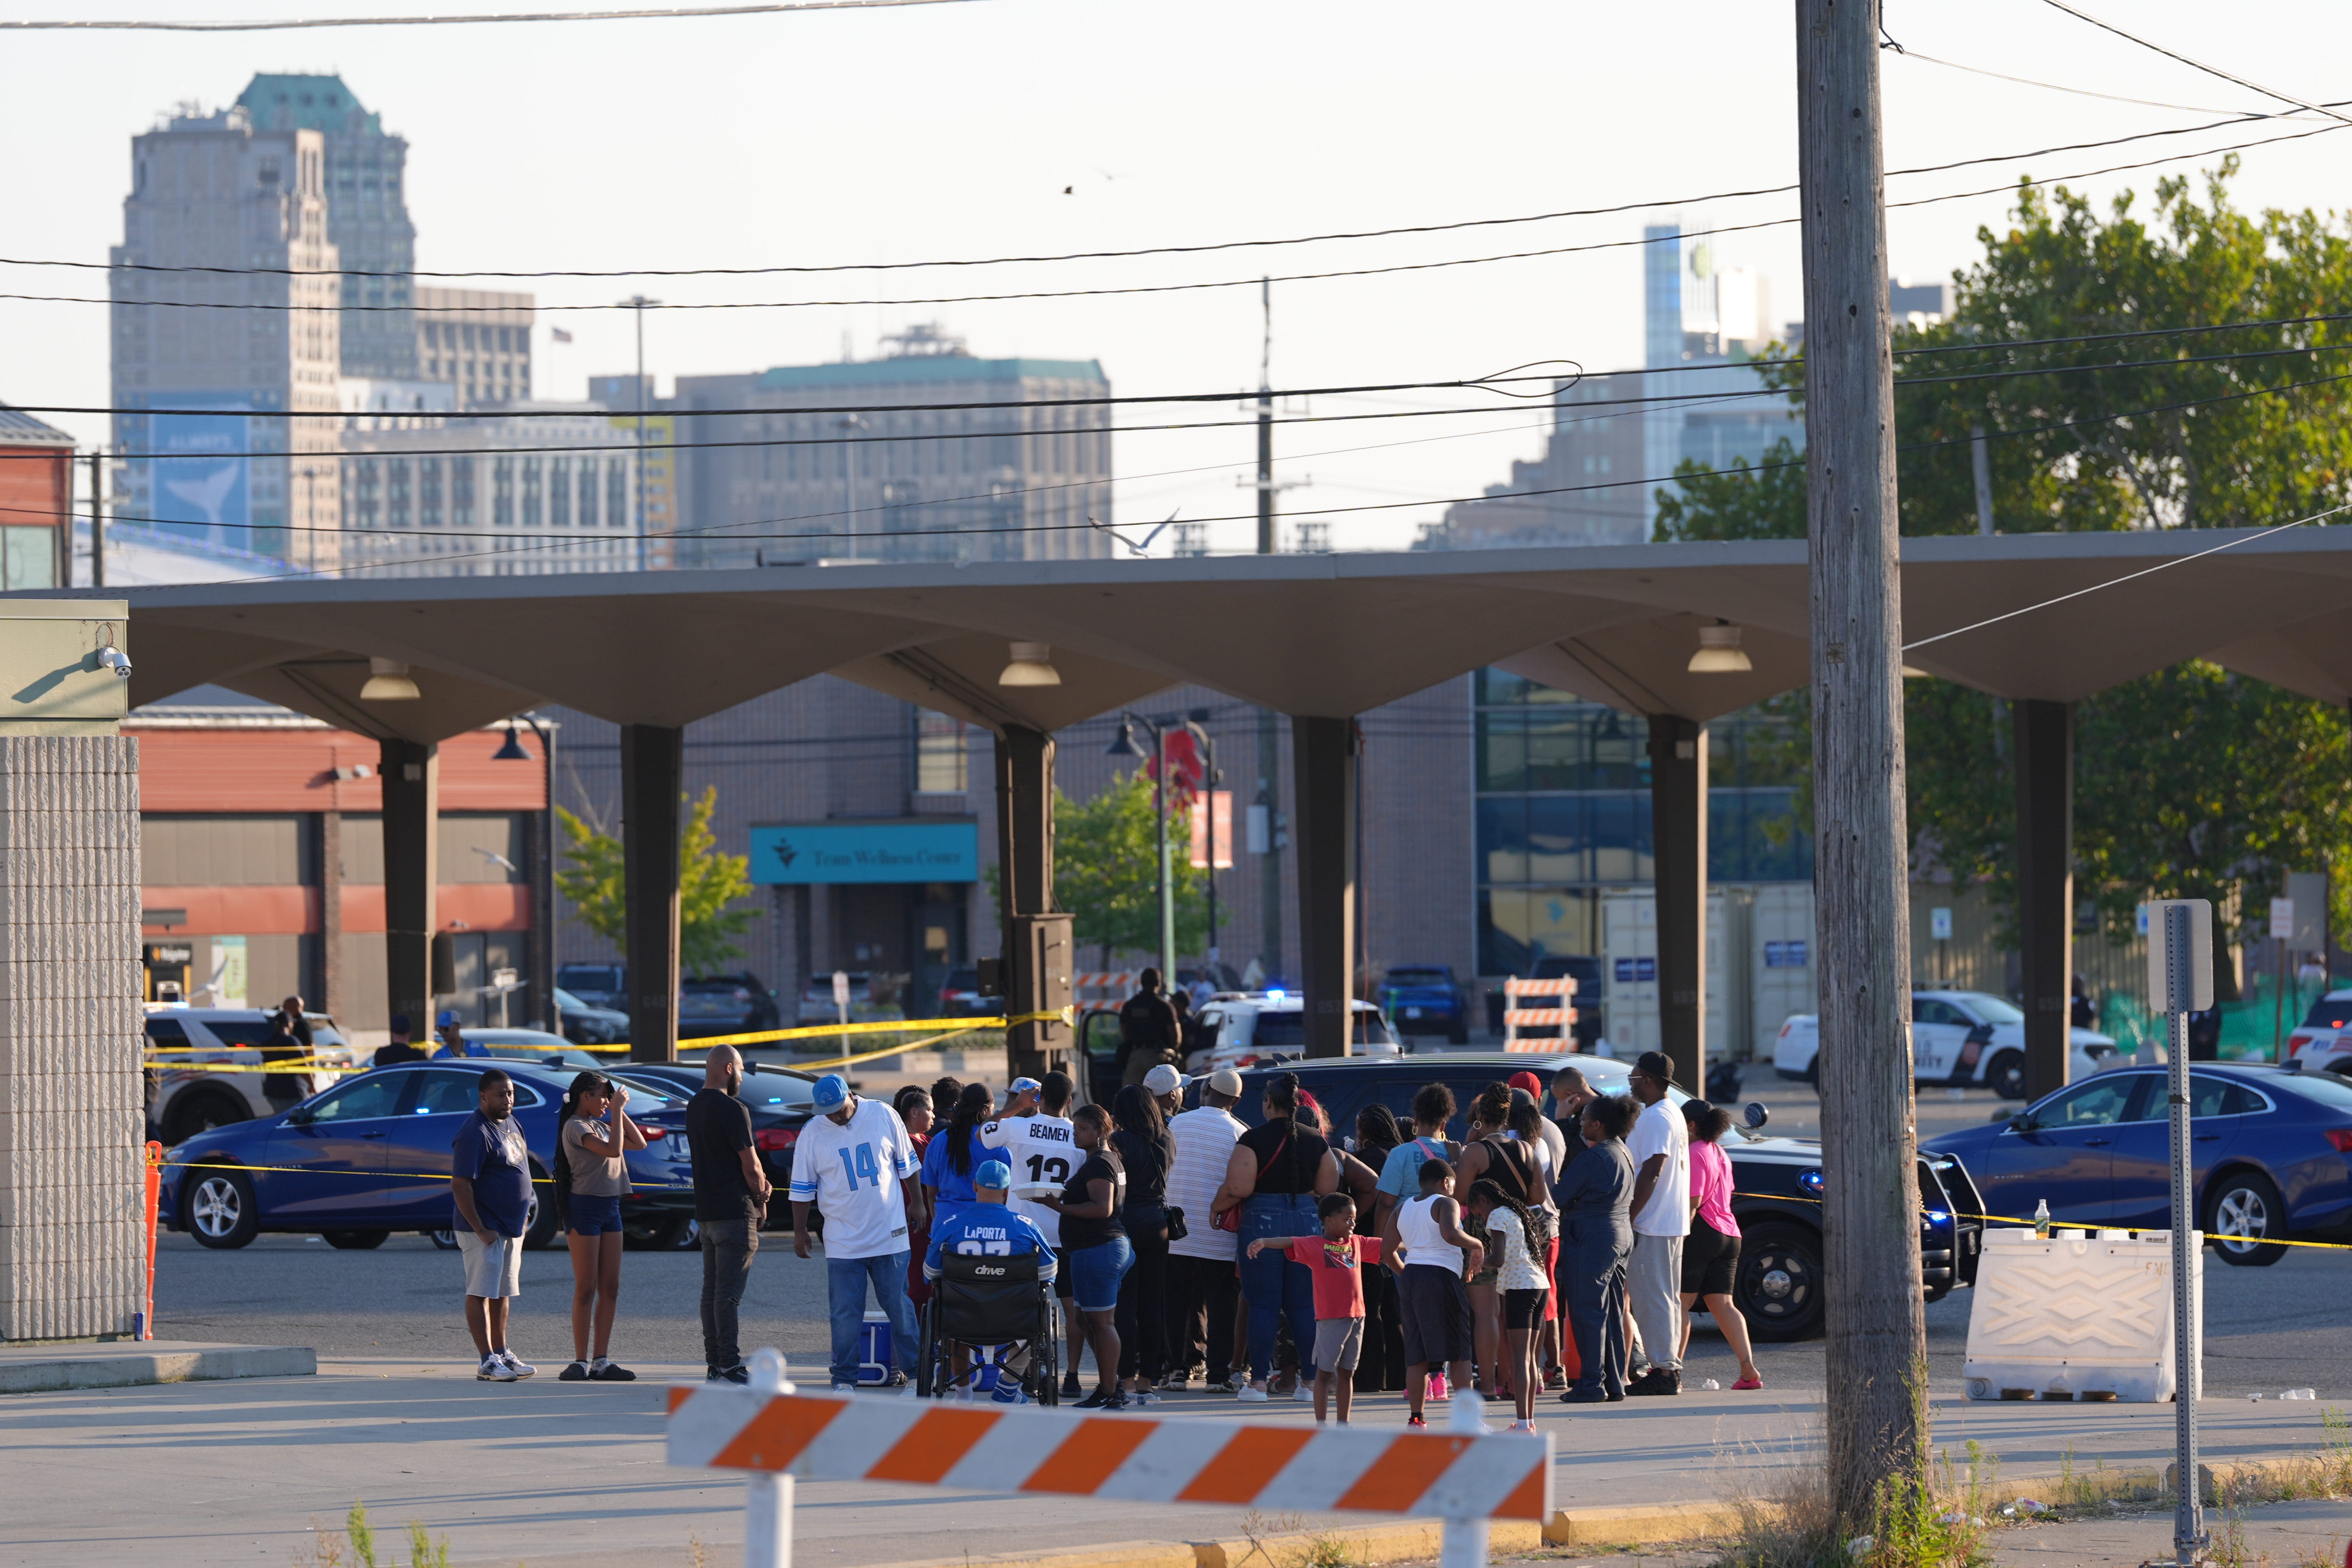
[857,1309,897,1385]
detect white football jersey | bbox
[982,1111,1078,1248]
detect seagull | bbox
[1087,510,1179,557]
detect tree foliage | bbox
[1651,165,2352,946]
[555,785,759,975]
[1051,772,1211,963]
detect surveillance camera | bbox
[97,646,132,679]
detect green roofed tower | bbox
[235,73,417,381]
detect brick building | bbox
[0,405,73,589]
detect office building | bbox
[655,324,1114,568]
[339,403,640,577]
[233,74,418,383]
[111,104,343,570]
[1640,220,1803,530]
[416,287,535,410]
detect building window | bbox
[493,458,514,528]
[578,461,599,529]
[608,464,628,529]
[549,456,570,529]
[453,459,475,528]
[914,709,966,795]
[420,459,443,526]
[521,459,542,529]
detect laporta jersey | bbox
[980,1111,1078,1248]
[923,1203,1059,1281]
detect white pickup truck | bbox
[1773,988,2119,1100]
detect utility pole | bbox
[87,450,104,589]
[622,295,658,564]
[1254,278,1285,987]
[1797,0,1925,1523]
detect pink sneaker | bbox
[1426,1372,1450,1403]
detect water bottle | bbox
[2033,1198,2051,1240]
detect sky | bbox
[3,0,2350,558]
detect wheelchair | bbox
[915,1250,1063,1405]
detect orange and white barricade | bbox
[1502,977,1578,1051]
[671,1350,1551,1568]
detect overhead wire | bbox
[2036,0,2352,131]
[0,0,980,31]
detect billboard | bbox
[749,821,978,885]
[145,394,252,546]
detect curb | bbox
[0,1343,316,1394]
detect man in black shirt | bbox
[260,995,312,1112]
[1119,968,1184,1088]
[687,1044,771,1383]
[372,1013,425,1067]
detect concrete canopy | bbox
[52,525,2352,735]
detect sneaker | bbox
[1062,1372,1084,1399]
[1543,1367,1568,1391]
[1074,1387,1122,1409]
[1293,1382,1314,1403]
[884,1370,908,1389]
[708,1363,751,1385]
[1407,1413,1428,1428]
[1508,1419,1539,1436]
[1629,1368,1682,1397]
[477,1355,519,1383]
[1221,1371,1249,1394]
[1157,1370,1190,1392]
[830,1381,859,1394]
[1235,1383,1269,1403]
[588,1360,636,1383]
[497,1352,536,1379]
[1561,1386,1608,1405]
[990,1381,1030,1405]
[953,1385,975,1404]
[559,1361,591,1382]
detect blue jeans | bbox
[1238,1193,1320,1385]
[827,1249,916,1388]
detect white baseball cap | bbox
[1143,1063,1183,1094]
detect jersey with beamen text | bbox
[979,1112,1077,1248]
[923,1203,1060,1281]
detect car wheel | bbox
[1987,1051,2029,1101]
[164,1092,250,1147]
[321,1229,389,1250]
[659,1214,701,1250]
[2205,1170,2288,1266]
[186,1167,259,1250]
[428,1229,457,1250]
[1737,1221,1825,1342]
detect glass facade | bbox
[1474,668,1813,974]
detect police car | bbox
[2284,990,2352,1076]
[145,1005,365,1144]
[1184,991,1406,1075]
[1774,989,2119,1100]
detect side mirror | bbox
[1742,1102,1770,1131]
[286,1106,315,1126]
[2005,1112,2034,1132]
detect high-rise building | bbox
[1640,220,1802,531]
[415,288,535,409]
[655,324,1114,568]
[234,74,418,383]
[111,104,343,570]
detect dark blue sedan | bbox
[1379,964,1471,1045]
[1921,1062,2352,1266]
[157,1059,700,1252]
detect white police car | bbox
[2284,990,2352,1076]
[1184,991,1405,1075]
[1774,988,2118,1100]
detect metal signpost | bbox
[2146,898,2213,1568]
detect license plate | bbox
[1405,1007,1422,1018]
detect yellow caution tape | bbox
[159,1158,693,1192]
[1731,1190,2352,1252]
[571,1007,1073,1054]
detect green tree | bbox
[1649,165,2352,950]
[555,785,758,975]
[1050,772,1210,964]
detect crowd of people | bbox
[437,1013,1766,1423]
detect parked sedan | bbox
[556,986,630,1045]
[1378,965,1471,1045]
[605,1060,818,1226]
[157,1059,700,1252]
[681,973,782,1040]
[1922,1062,2352,1265]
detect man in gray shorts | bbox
[451,1067,535,1382]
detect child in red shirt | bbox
[1245,1192,1384,1424]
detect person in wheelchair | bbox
[920,1160,1062,1405]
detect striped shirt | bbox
[1165,1105,1245,1261]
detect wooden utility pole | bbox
[1797,0,1926,1521]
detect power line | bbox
[1890,45,2290,119]
[16,94,2343,286]
[0,0,978,31]
[41,116,2341,322]
[2037,0,2352,131]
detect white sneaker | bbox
[477,1355,519,1383]
[1236,1384,1269,1403]
[953,1385,975,1404]
[1292,1383,1314,1403]
[1509,1419,1539,1436]
[497,1352,535,1379]
[1132,1389,1162,1406]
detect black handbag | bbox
[1165,1205,1190,1241]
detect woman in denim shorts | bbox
[557,1072,646,1382]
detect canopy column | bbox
[1648,716,1708,1091]
[1292,715,1357,1059]
[621,723,683,1063]
[995,724,1071,1081]
[2014,699,2074,1100]
[379,738,439,1035]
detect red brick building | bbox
[0,405,72,589]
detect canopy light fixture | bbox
[359,656,421,701]
[1106,718,1147,759]
[1686,621,1753,673]
[1902,664,1931,679]
[997,641,1061,687]
[492,723,532,761]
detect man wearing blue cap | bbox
[791,1073,926,1393]
[924,1159,1058,1404]
[433,1011,488,1059]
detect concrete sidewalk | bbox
[0,1339,313,1394]
[5,1356,2349,1568]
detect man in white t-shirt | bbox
[1624,1050,1691,1396]
[791,1073,926,1392]
[981,1068,1085,1396]
[1163,1067,1248,1389]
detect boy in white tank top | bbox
[1383,1158,1484,1428]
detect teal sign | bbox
[750,821,978,884]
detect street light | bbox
[492,711,560,1031]
[837,412,867,548]
[1105,711,1220,989]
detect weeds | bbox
[290,1503,453,1568]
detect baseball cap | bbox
[1508,1071,1544,1096]
[388,1014,411,1034]
[1143,1063,1183,1094]
[975,1159,1012,1190]
[1208,1068,1245,1097]
[1009,1075,1041,1095]
[436,1009,459,1029]
[812,1073,850,1112]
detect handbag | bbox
[1214,1131,1289,1233]
[1165,1206,1190,1241]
